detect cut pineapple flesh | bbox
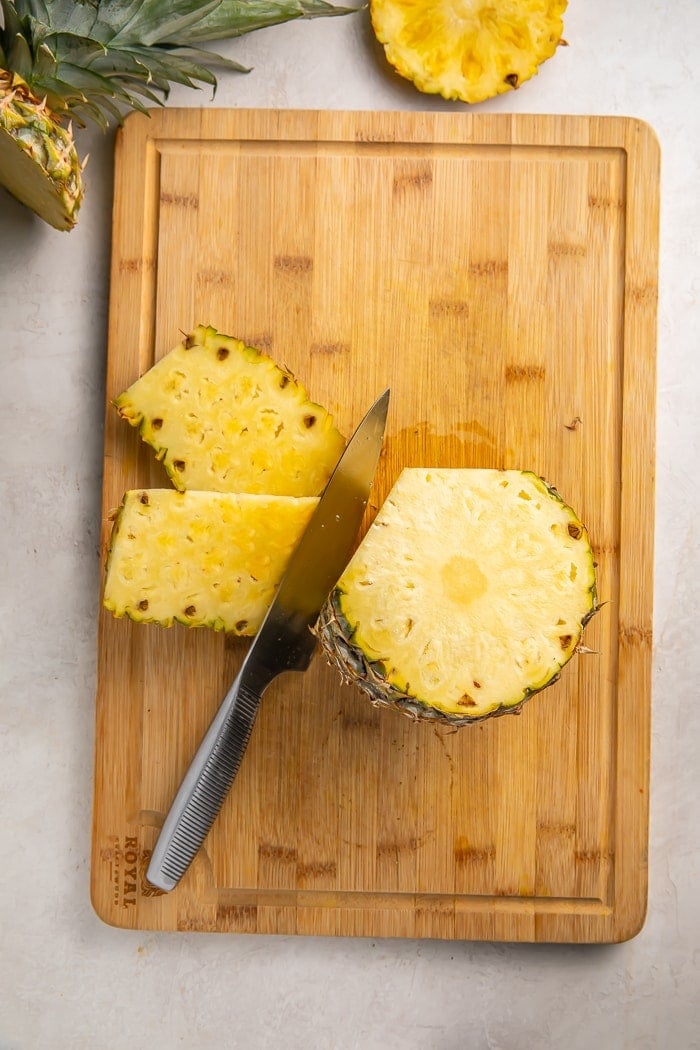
[370,0,567,104]
[319,468,596,724]
[103,489,318,634]
[115,325,345,496]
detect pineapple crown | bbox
[0,0,357,127]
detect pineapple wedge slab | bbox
[370,0,567,104]
[104,489,318,635]
[319,468,597,725]
[115,326,345,497]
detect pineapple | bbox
[0,0,357,229]
[103,488,318,634]
[0,69,83,230]
[370,0,567,104]
[115,325,345,496]
[318,468,597,725]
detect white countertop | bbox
[2,2,699,1047]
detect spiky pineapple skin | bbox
[103,489,318,635]
[318,468,597,726]
[0,72,82,229]
[370,0,567,104]
[115,325,345,497]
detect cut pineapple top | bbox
[115,326,345,497]
[103,489,318,635]
[1,0,357,229]
[0,72,83,231]
[320,468,596,723]
[370,0,567,104]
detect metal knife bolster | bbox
[146,390,390,892]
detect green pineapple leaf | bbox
[150,0,362,43]
[2,0,361,127]
[108,1,225,47]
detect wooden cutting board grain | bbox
[91,109,659,942]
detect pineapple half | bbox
[318,468,597,725]
[370,0,567,104]
[115,325,345,496]
[103,489,318,635]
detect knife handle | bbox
[146,668,269,892]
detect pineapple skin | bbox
[318,468,597,726]
[103,489,319,635]
[370,0,568,105]
[0,72,82,230]
[115,325,345,497]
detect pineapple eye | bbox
[184,605,196,617]
[138,599,149,610]
[139,492,149,504]
[568,523,583,539]
[559,634,573,649]
[183,334,196,349]
[505,73,519,88]
[303,414,317,429]
[151,418,163,430]
[235,619,248,632]
[216,347,229,361]
[173,459,186,472]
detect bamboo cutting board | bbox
[92,109,659,943]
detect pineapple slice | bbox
[370,0,567,104]
[115,325,345,496]
[318,468,596,724]
[103,489,318,635]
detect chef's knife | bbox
[146,389,390,892]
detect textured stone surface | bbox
[1,2,699,1047]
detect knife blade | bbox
[146,389,390,892]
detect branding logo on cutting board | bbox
[102,835,163,908]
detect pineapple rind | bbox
[320,591,536,724]
[115,325,346,497]
[318,468,597,725]
[103,489,318,635]
[370,0,567,104]
[0,72,82,230]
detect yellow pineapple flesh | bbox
[319,468,596,724]
[115,326,345,497]
[103,489,318,635]
[370,0,567,104]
